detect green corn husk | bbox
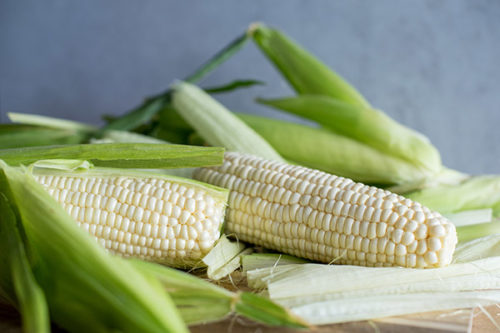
[154,107,444,186]
[387,167,468,194]
[203,79,264,94]
[152,127,191,144]
[201,235,248,280]
[0,143,224,169]
[249,23,370,108]
[258,95,442,173]
[104,97,169,132]
[406,175,500,217]
[8,112,96,133]
[158,107,195,133]
[456,222,500,244]
[132,260,309,328]
[9,112,169,145]
[93,130,168,144]
[0,124,87,149]
[0,163,188,332]
[171,82,284,162]
[0,194,50,333]
[238,113,430,185]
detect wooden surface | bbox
[3,299,500,332]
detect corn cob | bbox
[193,152,458,268]
[34,169,228,268]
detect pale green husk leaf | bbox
[407,175,500,217]
[9,112,169,144]
[171,82,284,162]
[445,209,493,227]
[239,113,430,185]
[249,23,370,108]
[258,95,441,173]
[202,235,247,280]
[8,112,95,132]
[241,253,308,273]
[290,291,500,325]
[0,124,86,148]
[245,235,500,325]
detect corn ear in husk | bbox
[0,162,188,332]
[249,23,369,108]
[238,113,430,185]
[258,95,442,174]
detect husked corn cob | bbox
[34,170,228,267]
[194,152,458,268]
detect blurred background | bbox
[1,0,499,174]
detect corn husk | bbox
[171,82,284,162]
[258,95,441,174]
[0,143,224,169]
[445,209,493,227]
[249,23,370,108]
[132,260,309,328]
[239,113,430,185]
[245,235,500,325]
[8,112,169,144]
[290,291,500,325]
[387,167,468,194]
[407,175,500,217]
[202,235,247,280]
[0,124,86,149]
[8,112,95,132]
[0,193,49,333]
[453,234,500,262]
[241,253,308,273]
[456,222,500,243]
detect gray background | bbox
[1,0,499,174]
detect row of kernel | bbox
[230,224,427,268]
